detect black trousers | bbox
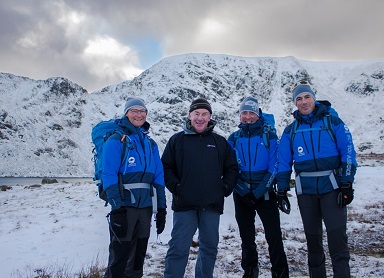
[298,190,350,278]
[234,192,289,277]
[104,207,152,278]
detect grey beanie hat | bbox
[239,96,259,116]
[124,97,147,114]
[292,84,316,103]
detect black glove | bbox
[277,191,291,214]
[156,208,167,235]
[108,206,128,238]
[223,184,232,197]
[337,182,354,207]
[242,192,258,208]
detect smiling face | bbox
[188,108,211,133]
[125,106,147,127]
[296,93,315,115]
[240,111,259,124]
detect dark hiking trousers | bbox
[298,190,350,278]
[234,192,289,278]
[104,207,152,278]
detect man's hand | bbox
[337,182,354,207]
[277,191,291,214]
[156,208,167,235]
[108,206,128,238]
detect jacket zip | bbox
[309,124,320,194]
[253,142,258,167]
[247,133,252,177]
[240,142,246,167]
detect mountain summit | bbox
[1,54,383,177]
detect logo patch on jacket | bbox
[297,146,306,156]
[207,144,216,148]
[128,156,136,167]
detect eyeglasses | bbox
[129,109,147,115]
[291,80,311,91]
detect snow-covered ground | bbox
[1,166,383,277]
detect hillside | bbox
[0,54,383,177]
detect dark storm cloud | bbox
[0,0,383,92]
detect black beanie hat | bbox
[189,98,212,114]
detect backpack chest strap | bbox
[295,170,338,195]
[122,183,157,213]
[242,181,270,201]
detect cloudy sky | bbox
[1,0,383,92]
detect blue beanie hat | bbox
[239,96,259,116]
[124,97,147,114]
[292,84,316,103]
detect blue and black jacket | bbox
[102,116,166,211]
[276,102,357,195]
[228,116,278,199]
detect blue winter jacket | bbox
[228,117,278,199]
[102,116,166,211]
[276,103,357,195]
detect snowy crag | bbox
[1,54,383,177]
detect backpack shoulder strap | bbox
[120,134,127,161]
[262,125,273,149]
[290,120,299,150]
[290,114,337,150]
[324,113,336,143]
[232,130,242,166]
[261,113,276,150]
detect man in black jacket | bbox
[162,97,238,278]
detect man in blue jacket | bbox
[276,81,357,278]
[228,96,289,278]
[162,97,238,278]
[102,97,167,278]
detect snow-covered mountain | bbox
[1,54,383,177]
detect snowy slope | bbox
[1,54,383,177]
[0,166,383,277]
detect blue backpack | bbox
[91,119,134,204]
[290,100,338,149]
[233,112,276,150]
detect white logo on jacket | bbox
[297,146,305,156]
[128,157,136,167]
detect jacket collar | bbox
[238,117,264,135]
[293,102,328,124]
[118,116,150,135]
[183,118,217,135]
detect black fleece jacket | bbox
[161,120,238,214]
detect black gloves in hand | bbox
[277,191,291,214]
[156,208,167,235]
[337,182,354,207]
[109,206,128,238]
[242,192,258,208]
